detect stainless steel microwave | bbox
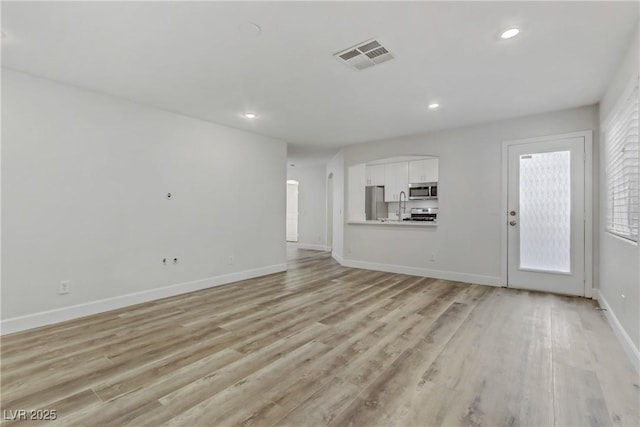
[408,182,438,200]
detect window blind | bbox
[605,81,639,242]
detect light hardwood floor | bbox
[1,249,638,426]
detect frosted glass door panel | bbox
[519,151,571,272]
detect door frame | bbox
[501,130,593,298]
[286,179,299,243]
[326,173,334,251]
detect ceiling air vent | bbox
[334,39,394,71]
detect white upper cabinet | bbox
[365,164,385,186]
[424,158,438,182]
[409,158,439,183]
[384,162,409,202]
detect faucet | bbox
[398,191,407,220]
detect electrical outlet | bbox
[227,255,234,265]
[429,254,436,262]
[59,280,70,295]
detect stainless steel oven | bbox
[409,207,438,221]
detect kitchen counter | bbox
[348,219,437,227]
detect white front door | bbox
[286,180,299,242]
[327,174,333,250]
[507,137,586,296]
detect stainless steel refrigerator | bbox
[365,186,386,220]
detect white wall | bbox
[598,25,640,355]
[286,165,327,250]
[1,69,287,329]
[341,105,598,286]
[327,150,344,261]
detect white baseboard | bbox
[0,263,287,335]
[332,251,344,265]
[340,258,503,287]
[288,242,329,251]
[596,291,640,374]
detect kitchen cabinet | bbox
[365,164,385,186]
[384,162,409,202]
[409,158,439,183]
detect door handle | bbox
[509,220,517,226]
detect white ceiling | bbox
[2,1,638,162]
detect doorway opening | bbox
[327,173,334,252]
[286,180,299,242]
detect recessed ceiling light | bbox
[428,103,440,109]
[500,28,520,39]
[243,112,257,119]
[290,164,295,167]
